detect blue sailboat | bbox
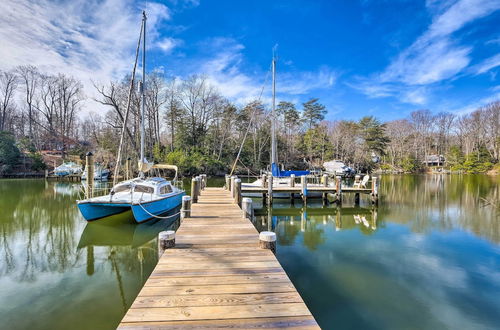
[77,12,185,223]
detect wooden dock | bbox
[119,187,319,329]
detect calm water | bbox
[0,175,499,329]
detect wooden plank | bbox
[149,267,285,277]
[145,274,289,286]
[138,282,296,296]
[118,316,318,329]
[154,260,282,271]
[130,292,304,308]
[122,303,313,322]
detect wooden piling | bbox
[224,174,230,190]
[267,175,273,205]
[354,193,360,206]
[125,157,131,180]
[262,174,268,188]
[230,176,236,195]
[336,176,342,205]
[371,176,378,205]
[322,174,328,202]
[290,174,295,187]
[85,152,94,199]
[259,231,276,254]
[234,178,242,206]
[242,197,253,220]
[191,177,199,203]
[158,230,175,255]
[301,175,307,204]
[181,195,191,219]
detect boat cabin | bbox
[112,177,175,196]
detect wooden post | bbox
[234,178,242,206]
[262,174,267,188]
[242,197,253,220]
[225,174,230,190]
[267,175,273,205]
[301,175,307,204]
[191,177,199,203]
[230,176,236,195]
[200,174,206,190]
[158,230,175,255]
[181,195,191,219]
[85,152,94,199]
[259,231,276,254]
[336,176,342,205]
[322,174,328,202]
[289,174,295,187]
[354,193,360,206]
[86,246,94,276]
[125,157,131,180]
[371,176,378,205]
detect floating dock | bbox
[119,187,319,329]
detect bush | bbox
[29,153,47,171]
[0,131,20,174]
[400,156,420,173]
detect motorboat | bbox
[54,162,82,176]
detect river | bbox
[0,175,498,329]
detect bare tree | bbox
[0,70,18,131]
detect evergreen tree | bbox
[302,98,326,129]
[358,116,390,156]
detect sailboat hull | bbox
[77,192,184,223]
[131,192,184,223]
[77,203,131,221]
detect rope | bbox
[136,201,182,219]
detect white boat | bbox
[323,160,355,177]
[82,164,111,181]
[76,12,185,223]
[54,162,82,176]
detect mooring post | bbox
[230,176,236,195]
[259,231,276,254]
[290,174,295,201]
[125,157,130,180]
[371,176,379,205]
[158,230,175,255]
[354,175,361,205]
[234,178,242,206]
[262,174,267,188]
[225,174,230,190]
[267,175,273,205]
[200,174,207,190]
[336,176,342,205]
[191,177,199,203]
[85,152,94,199]
[322,174,329,203]
[301,175,307,204]
[242,197,253,220]
[181,195,191,219]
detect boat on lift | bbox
[82,163,111,181]
[54,162,82,176]
[76,12,185,223]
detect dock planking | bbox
[118,187,319,329]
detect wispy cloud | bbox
[0,0,174,112]
[473,53,500,75]
[156,37,183,53]
[353,0,500,105]
[191,37,338,106]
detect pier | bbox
[119,186,319,329]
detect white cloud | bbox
[191,37,338,106]
[0,0,172,114]
[156,37,183,53]
[353,0,500,105]
[473,53,500,74]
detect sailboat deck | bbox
[118,188,318,329]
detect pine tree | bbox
[302,98,326,129]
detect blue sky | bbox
[1,0,499,121]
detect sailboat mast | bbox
[271,55,277,169]
[140,11,147,168]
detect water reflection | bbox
[0,179,179,330]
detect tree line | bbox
[1,65,499,176]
